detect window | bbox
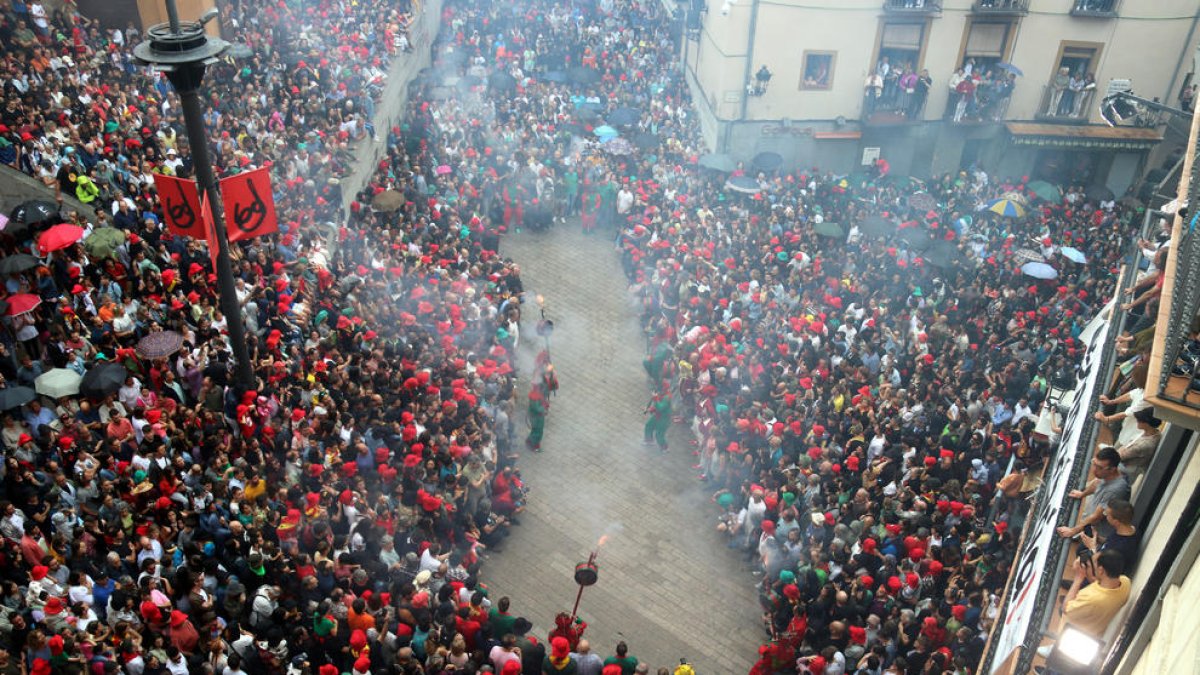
[877,22,926,76]
[1056,44,1100,80]
[801,51,836,90]
[961,21,1014,75]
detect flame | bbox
[536,294,545,306]
[597,535,610,548]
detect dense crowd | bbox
[0,0,1153,673]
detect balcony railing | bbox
[861,88,929,124]
[882,0,942,13]
[972,0,1029,15]
[1036,83,1096,121]
[1070,0,1118,17]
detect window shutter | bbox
[881,23,923,51]
[965,23,1007,58]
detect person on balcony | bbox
[1047,66,1070,116]
[908,69,932,120]
[1072,72,1096,117]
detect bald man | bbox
[570,639,604,675]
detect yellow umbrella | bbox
[986,198,1027,219]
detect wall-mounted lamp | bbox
[749,65,772,96]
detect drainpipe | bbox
[732,0,761,147]
[1165,16,1200,106]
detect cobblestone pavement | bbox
[480,223,761,674]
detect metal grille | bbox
[1157,150,1200,406]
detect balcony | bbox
[1036,83,1096,122]
[1070,0,1118,17]
[1145,198,1200,431]
[972,0,1028,15]
[882,0,942,14]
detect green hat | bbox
[133,470,147,483]
[912,287,923,297]
[814,569,828,585]
[241,67,251,78]
[717,493,735,508]
[782,492,797,505]
[780,570,796,584]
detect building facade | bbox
[682,0,1200,194]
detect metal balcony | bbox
[882,0,942,14]
[1070,0,1118,17]
[972,0,1028,15]
[1036,83,1096,122]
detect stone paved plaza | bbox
[480,224,761,673]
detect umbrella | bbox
[34,369,81,399]
[1000,191,1029,205]
[227,43,254,59]
[924,240,961,268]
[985,198,1027,219]
[1013,247,1045,265]
[725,176,761,195]
[752,151,783,172]
[0,254,38,275]
[567,66,600,85]
[996,62,1024,76]
[814,221,844,238]
[884,174,924,191]
[575,107,602,124]
[83,227,127,259]
[908,193,937,211]
[542,70,568,83]
[1060,246,1088,264]
[5,293,40,316]
[592,125,619,140]
[1027,180,1062,203]
[897,227,931,251]
[37,224,85,254]
[136,330,185,359]
[1086,184,1115,201]
[697,153,736,173]
[80,362,128,398]
[1021,262,1058,279]
[0,386,35,411]
[558,122,587,136]
[632,133,660,150]
[602,138,635,155]
[859,215,894,238]
[607,107,640,127]
[9,200,58,226]
[488,71,517,92]
[372,190,405,212]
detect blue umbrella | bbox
[996,62,1023,77]
[1021,262,1058,279]
[593,125,619,140]
[1060,246,1087,264]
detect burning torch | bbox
[570,536,608,622]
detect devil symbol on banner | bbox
[221,167,279,242]
[153,174,205,239]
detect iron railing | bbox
[1037,83,1096,121]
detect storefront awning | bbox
[1005,122,1162,151]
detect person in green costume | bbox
[643,388,671,451]
[526,387,547,452]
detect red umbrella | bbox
[5,293,41,316]
[37,224,85,254]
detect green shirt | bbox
[603,656,639,675]
[489,608,516,637]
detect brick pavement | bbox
[480,224,761,674]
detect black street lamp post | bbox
[134,1,255,390]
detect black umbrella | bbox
[632,133,660,150]
[859,215,894,238]
[607,107,640,127]
[576,107,602,124]
[0,386,35,411]
[80,362,128,398]
[897,227,932,251]
[725,176,760,195]
[923,240,961,268]
[558,122,587,136]
[567,66,600,85]
[752,151,783,172]
[542,70,568,83]
[488,71,517,93]
[698,153,736,173]
[9,199,58,226]
[0,254,38,275]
